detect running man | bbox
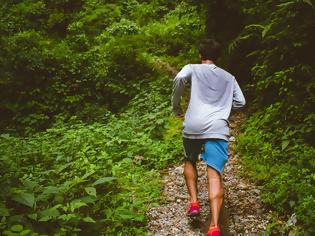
[172,38,246,236]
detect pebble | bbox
[229,136,236,142]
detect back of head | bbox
[198,38,221,61]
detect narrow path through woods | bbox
[147,113,271,236]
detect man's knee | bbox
[209,188,224,200]
[184,159,197,167]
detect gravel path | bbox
[146,113,271,236]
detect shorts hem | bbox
[201,158,224,174]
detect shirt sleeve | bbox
[232,78,246,109]
[171,65,192,115]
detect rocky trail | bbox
[147,113,271,236]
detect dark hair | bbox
[198,38,221,61]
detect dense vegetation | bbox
[226,1,315,235]
[0,0,203,234]
[204,0,314,235]
[0,0,314,235]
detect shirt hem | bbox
[182,132,229,141]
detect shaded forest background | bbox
[0,0,314,235]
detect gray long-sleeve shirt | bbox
[172,64,246,141]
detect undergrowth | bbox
[238,103,315,236]
[0,76,184,235]
[0,1,203,234]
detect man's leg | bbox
[184,160,198,203]
[183,138,203,204]
[207,166,224,227]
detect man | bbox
[171,38,245,236]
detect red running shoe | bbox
[186,202,200,217]
[206,225,220,236]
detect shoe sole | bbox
[187,211,200,218]
[206,230,220,236]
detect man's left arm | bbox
[232,78,246,109]
[171,65,192,117]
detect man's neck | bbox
[201,59,214,64]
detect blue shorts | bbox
[183,137,228,174]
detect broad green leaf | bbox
[104,208,113,218]
[70,200,87,212]
[38,216,51,222]
[77,196,97,204]
[282,140,290,150]
[42,186,59,195]
[58,213,77,221]
[27,213,37,220]
[134,215,146,221]
[11,192,35,208]
[20,229,32,236]
[39,208,60,222]
[156,119,164,124]
[82,171,95,180]
[22,180,38,191]
[85,187,96,197]
[11,224,23,232]
[119,213,133,220]
[83,216,96,223]
[57,163,72,173]
[92,177,116,186]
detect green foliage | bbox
[238,105,315,235]
[0,86,172,234]
[0,0,204,234]
[222,0,315,234]
[3,0,314,234]
[0,76,186,233]
[0,65,189,233]
[0,0,204,134]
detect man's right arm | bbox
[171,65,192,116]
